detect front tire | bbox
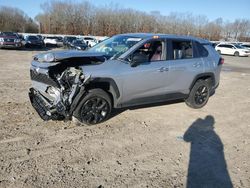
[234,51,239,56]
[217,50,221,54]
[74,89,112,125]
[185,80,210,109]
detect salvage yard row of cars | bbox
[0,31,102,50]
[1,31,250,57]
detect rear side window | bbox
[171,40,193,60]
[195,42,208,57]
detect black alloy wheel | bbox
[80,97,110,124]
[185,80,210,109]
[75,89,112,125]
[194,85,209,105]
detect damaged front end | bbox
[29,50,105,121]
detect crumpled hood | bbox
[34,50,106,63]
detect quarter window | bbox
[195,42,208,57]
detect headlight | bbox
[14,39,21,43]
[34,53,55,62]
[44,53,55,62]
[77,46,81,50]
[0,38,3,42]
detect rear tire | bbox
[185,80,210,109]
[74,89,112,125]
[234,51,239,56]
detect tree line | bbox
[1,1,250,41]
[0,6,38,33]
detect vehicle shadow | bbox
[183,115,233,188]
[109,99,184,119]
[19,47,55,51]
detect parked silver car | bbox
[29,33,223,125]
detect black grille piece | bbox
[29,88,51,121]
[30,69,59,87]
[4,38,15,42]
[29,88,64,121]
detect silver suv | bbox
[29,33,223,125]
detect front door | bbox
[120,39,170,106]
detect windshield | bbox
[73,40,85,45]
[242,45,250,48]
[234,44,244,49]
[28,36,39,40]
[67,37,76,42]
[88,35,142,59]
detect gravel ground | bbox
[0,49,249,188]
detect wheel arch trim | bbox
[189,73,215,90]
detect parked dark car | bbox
[25,35,44,48]
[63,36,77,48]
[69,39,88,50]
[0,32,22,49]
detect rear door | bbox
[167,39,204,94]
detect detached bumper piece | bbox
[29,88,64,121]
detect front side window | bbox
[172,40,193,60]
[128,40,165,63]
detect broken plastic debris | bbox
[176,135,184,141]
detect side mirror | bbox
[130,52,148,67]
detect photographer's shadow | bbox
[184,115,233,188]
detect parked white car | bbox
[82,37,98,47]
[44,37,57,47]
[215,43,250,57]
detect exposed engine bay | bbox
[29,67,90,121]
[29,51,106,121]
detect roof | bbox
[117,33,210,44]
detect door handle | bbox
[158,67,169,72]
[193,62,201,67]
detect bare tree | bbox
[0,6,38,33]
[2,1,250,41]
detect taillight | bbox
[218,58,224,65]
